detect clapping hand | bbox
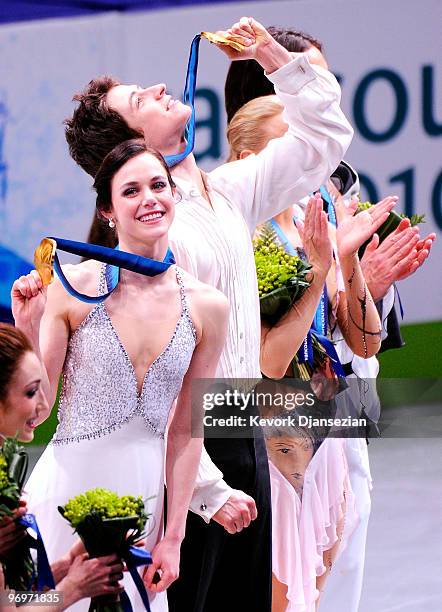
[396,230,435,280]
[361,216,436,300]
[336,196,398,259]
[296,193,333,280]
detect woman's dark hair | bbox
[0,324,33,401]
[93,139,176,216]
[224,27,324,123]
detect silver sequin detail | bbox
[52,265,196,445]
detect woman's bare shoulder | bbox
[46,259,102,308]
[178,268,229,310]
[177,269,229,343]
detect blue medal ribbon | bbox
[18,513,55,591]
[310,330,346,378]
[164,35,201,168]
[120,546,153,612]
[270,219,344,377]
[49,237,175,304]
[319,185,337,228]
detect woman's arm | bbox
[260,196,333,379]
[11,271,70,408]
[335,198,397,358]
[143,285,229,593]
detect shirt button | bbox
[240,332,244,339]
[200,503,207,512]
[240,357,244,364]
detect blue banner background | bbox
[0,0,266,25]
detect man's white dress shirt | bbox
[168,54,354,521]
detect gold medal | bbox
[34,238,57,286]
[201,31,246,52]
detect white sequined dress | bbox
[25,265,196,611]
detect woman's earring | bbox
[108,218,116,229]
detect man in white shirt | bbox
[64,17,353,611]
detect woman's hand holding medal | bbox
[11,269,47,335]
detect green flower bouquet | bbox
[59,488,151,612]
[0,438,34,590]
[357,201,425,257]
[254,225,311,325]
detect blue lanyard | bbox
[268,219,345,376]
[164,35,201,168]
[48,237,175,304]
[319,185,337,227]
[270,218,297,256]
[270,218,328,334]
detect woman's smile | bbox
[137,210,166,224]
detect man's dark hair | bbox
[224,27,323,123]
[64,76,142,178]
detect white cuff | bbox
[188,445,233,522]
[189,478,233,523]
[266,54,317,94]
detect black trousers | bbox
[167,434,272,612]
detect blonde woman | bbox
[227,96,392,611]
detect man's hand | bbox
[395,232,436,281]
[212,17,292,73]
[361,219,435,301]
[212,489,258,534]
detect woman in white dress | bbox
[11,141,229,611]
